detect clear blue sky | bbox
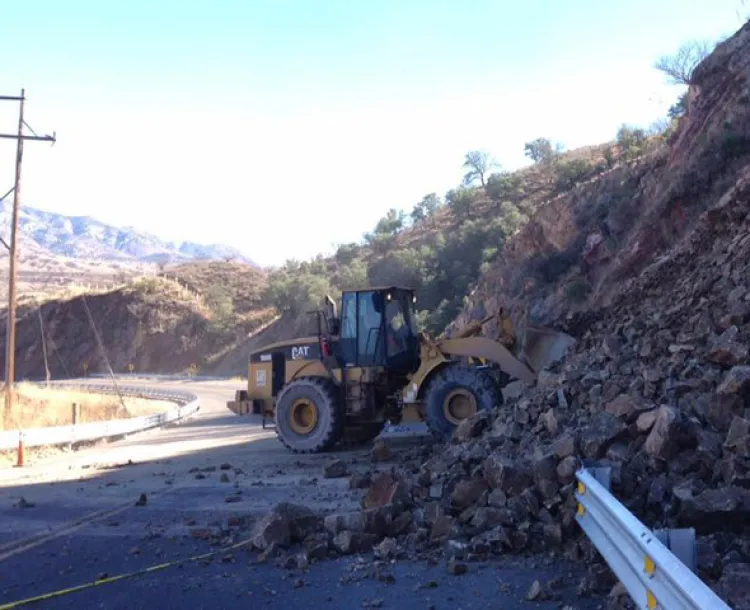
[0,0,744,266]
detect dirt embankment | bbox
[0,275,275,380]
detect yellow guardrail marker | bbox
[644,555,656,576]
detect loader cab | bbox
[335,286,420,372]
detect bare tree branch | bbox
[654,40,713,86]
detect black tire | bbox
[423,362,502,440]
[274,377,343,453]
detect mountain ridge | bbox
[0,200,256,265]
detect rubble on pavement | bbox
[224,164,750,607]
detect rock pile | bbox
[238,171,750,608]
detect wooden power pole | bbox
[0,89,56,424]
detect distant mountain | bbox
[0,201,255,265]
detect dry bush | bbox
[0,383,175,431]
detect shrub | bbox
[555,159,592,190]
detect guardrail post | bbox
[574,467,732,610]
[654,528,697,574]
[589,466,611,491]
[581,460,612,491]
[72,402,80,425]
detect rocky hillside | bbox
[230,23,750,610]
[0,200,254,265]
[451,23,750,334]
[0,264,277,379]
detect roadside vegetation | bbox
[260,38,716,336]
[0,383,175,431]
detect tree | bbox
[616,124,648,160]
[205,285,235,332]
[366,248,426,291]
[410,193,441,225]
[374,208,405,235]
[524,138,561,164]
[555,158,592,190]
[410,203,425,224]
[445,187,476,220]
[336,258,368,290]
[462,150,497,188]
[334,242,360,266]
[668,91,687,120]
[486,172,524,212]
[265,270,335,317]
[654,40,712,86]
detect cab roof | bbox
[341,285,416,293]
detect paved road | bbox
[0,378,606,609]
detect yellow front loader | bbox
[227,286,574,453]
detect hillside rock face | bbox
[0,287,230,378]
[451,21,750,333]
[395,21,750,606]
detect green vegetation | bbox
[258,37,716,336]
[261,133,669,334]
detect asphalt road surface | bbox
[0,378,607,609]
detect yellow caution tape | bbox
[0,537,254,609]
[0,485,183,563]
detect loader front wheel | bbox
[423,362,501,440]
[274,377,343,453]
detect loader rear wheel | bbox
[423,362,501,440]
[274,377,343,453]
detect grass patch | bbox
[0,383,176,431]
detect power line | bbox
[80,294,129,415]
[0,89,56,427]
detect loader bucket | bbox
[517,325,576,374]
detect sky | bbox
[0,0,746,267]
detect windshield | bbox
[384,289,417,358]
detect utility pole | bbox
[0,90,56,425]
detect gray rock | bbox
[717,563,750,610]
[724,417,750,457]
[635,409,658,433]
[553,433,577,458]
[482,455,533,494]
[717,365,750,398]
[605,393,648,422]
[502,380,528,401]
[706,342,749,367]
[251,503,321,550]
[453,412,490,442]
[323,459,349,478]
[644,405,684,460]
[332,530,377,555]
[450,477,488,511]
[580,412,627,459]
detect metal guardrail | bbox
[575,467,732,610]
[0,382,200,452]
[87,372,233,382]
